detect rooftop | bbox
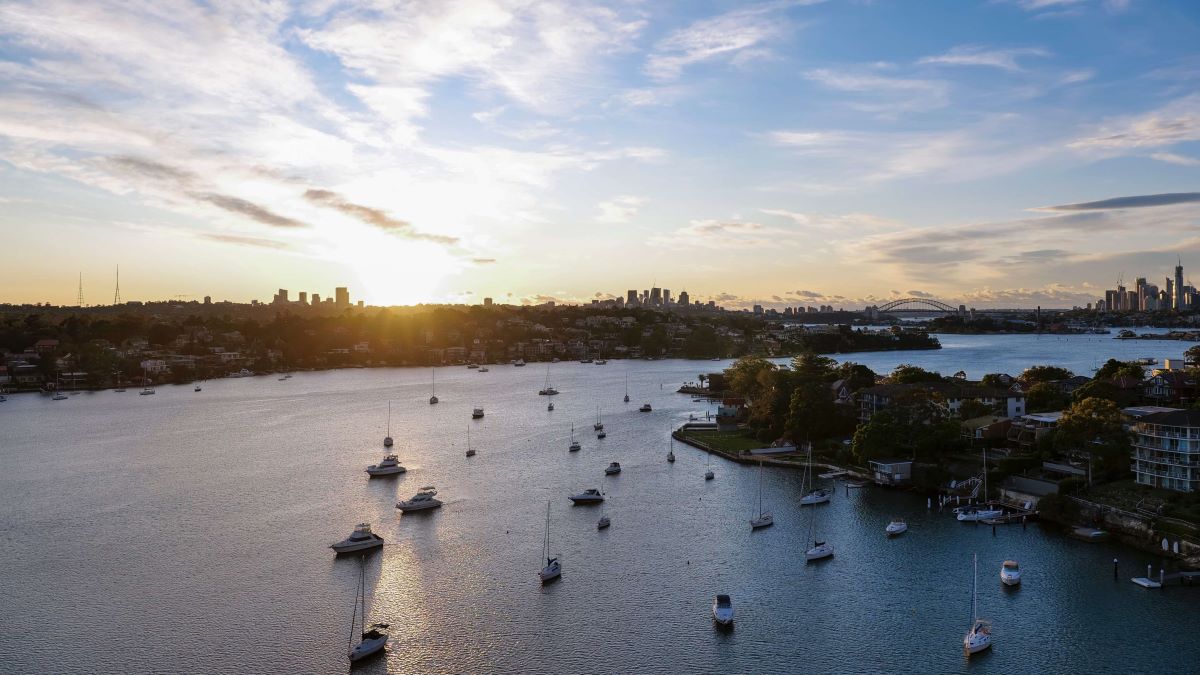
[1137,409,1200,428]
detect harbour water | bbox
[2,335,1198,674]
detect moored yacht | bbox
[800,488,830,505]
[330,523,384,554]
[384,401,394,447]
[956,505,1003,522]
[569,425,581,452]
[597,515,610,529]
[605,462,622,475]
[397,488,442,512]
[513,358,526,367]
[569,488,604,504]
[347,557,389,663]
[479,366,489,372]
[964,553,993,655]
[712,595,734,625]
[366,454,406,477]
[886,518,908,536]
[1000,560,1021,586]
[639,403,652,412]
[472,408,484,419]
[429,368,439,404]
[805,540,834,561]
[750,461,773,529]
[538,501,561,584]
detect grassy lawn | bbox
[677,429,765,455]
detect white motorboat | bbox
[569,425,581,452]
[347,557,389,663]
[956,506,1004,522]
[712,594,734,625]
[1000,559,1021,586]
[605,462,622,475]
[397,488,442,512]
[886,518,908,536]
[597,515,610,530]
[595,359,607,365]
[514,359,526,367]
[467,363,479,369]
[139,386,155,396]
[479,366,489,372]
[800,489,830,505]
[639,403,652,412]
[366,454,406,477]
[429,368,438,404]
[472,408,484,419]
[750,461,774,529]
[569,488,604,504]
[384,401,394,447]
[330,523,384,554]
[538,501,561,584]
[964,554,993,655]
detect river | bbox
[1,334,1197,673]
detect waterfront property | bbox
[857,382,1025,424]
[1132,409,1200,493]
[1006,412,1063,454]
[869,459,912,487]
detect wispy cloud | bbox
[1035,192,1200,211]
[596,195,646,223]
[917,45,1050,71]
[803,67,949,112]
[189,193,307,229]
[199,233,291,250]
[645,3,814,81]
[1069,95,1200,150]
[303,189,457,244]
[1149,152,1200,166]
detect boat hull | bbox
[331,539,384,554]
[569,497,604,504]
[349,635,388,662]
[366,466,406,476]
[397,500,442,512]
[805,545,834,561]
[750,516,774,529]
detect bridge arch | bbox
[876,298,959,313]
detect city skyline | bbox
[2,1,1200,308]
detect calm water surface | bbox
[2,336,1198,674]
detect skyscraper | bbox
[663,289,671,305]
[335,287,350,307]
[650,287,662,306]
[298,291,308,305]
[678,290,689,307]
[627,289,638,306]
[1175,259,1184,310]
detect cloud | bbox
[471,257,497,265]
[760,209,899,232]
[906,290,935,298]
[1036,192,1200,211]
[199,233,290,250]
[303,189,458,244]
[1069,95,1200,150]
[658,219,793,249]
[789,289,823,299]
[189,193,306,228]
[645,3,815,81]
[917,45,1050,71]
[1003,0,1087,11]
[596,195,646,223]
[803,67,949,112]
[1149,152,1200,167]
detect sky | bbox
[1,0,1199,309]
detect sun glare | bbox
[330,228,459,306]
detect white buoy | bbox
[927,497,932,509]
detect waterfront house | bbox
[961,415,1012,446]
[1143,371,1199,407]
[1006,412,1063,454]
[869,459,912,487]
[857,382,1025,424]
[1132,409,1200,493]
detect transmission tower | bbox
[113,265,122,305]
[77,273,84,307]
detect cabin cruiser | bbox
[139,386,155,396]
[805,540,834,561]
[886,518,907,536]
[1000,560,1021,586]
[472,408,484,419]
[712,595,734,625]
[467,363,479,369]
[366,454,406,477]
[397,488,443,512]
[800,489,830,505]
[597,516,611,530]
[479,366,489,372]
[330,523,384,554]
[704,469,715,480]
[638,403,652,412]
[955,506,1003,522]
[579,358,593,364]
[538,386,559,396]
[52,391,69,400]
[605,462,622,475]
[513,359,526,367]
[569,489,605,504]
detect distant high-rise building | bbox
[274,289,289,304]
[335,287,350,307]
[641,290,649,305]
[484,297,493,307]
[311,293,321,304]
[627,289,638,306]
[203,295,212,305]
[298,291,307,305]
[678,290,690,307]
[1135,277,1147,310]
[753,304,763,315]
[663,289,671,305]
[650,287,662,306]
[1175,260,1185,310]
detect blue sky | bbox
[1,0,1198,308]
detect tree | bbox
[889,363,943,384]
[724,357,775,403]
[1054,397,1132,482]
[852,389,960,464]
[1186,344,1200,366]
[1071,378,1133,406]
[835,362,877,391]
[981,373,1011,389]
[1020,365,1072,384]
[1025,381,1070,412]
[958,399,996,420]
[1094,359,1145,381]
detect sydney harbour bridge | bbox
[872,297,961,314]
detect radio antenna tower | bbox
[77,273,84,307]
[113,265,122,305]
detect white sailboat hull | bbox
[750,514,774,529]
[805,544,834,561]
[800,491,830,505]
[886,522,907,535]
[349,635,388,662]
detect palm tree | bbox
[699,374,708,389]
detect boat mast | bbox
[972,553,978,624]
[431,368,436,396]
[982,447,988,504]
[349,557,362,655]
[387,401,391,437]
[543,501,551,563]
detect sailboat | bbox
[538,501,561,583]
[384,401,394,447]
[139,368,155,396]
[539,363,559,396]
[623,374,630,403]
[799,445,830,505]
[569,425,581,452]
[52,374,68,400]
[750,461,774,529]
[804,453,833,561]
[956,448,1002,522]
[347,556,389,663]
[667,436,675,463]
[193,381,202,392]
[704,451,714,480]
[113,371,126,393]
[466,426,476,457]
[429,368,439,404]
[963,553,993,655]
[593,408,604,431]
